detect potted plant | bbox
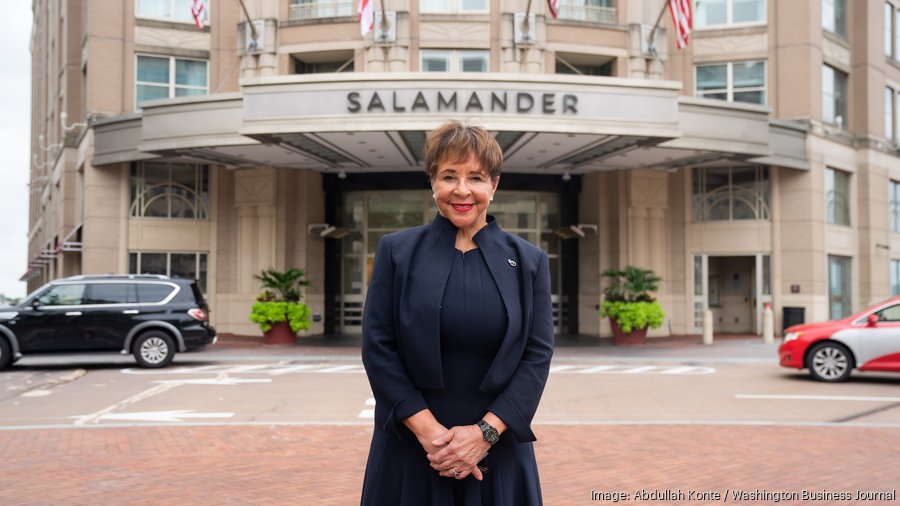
[599,265,666,345]
[249,268,312,345]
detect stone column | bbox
[627,170,668,279]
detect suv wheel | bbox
[133,331,175,368]
[0,338,11,370]
[808,341,853,382]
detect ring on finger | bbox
[451,469,459,477]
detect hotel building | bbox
[26,0,900,338]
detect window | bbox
[695,0,765,27]
[420,50,489,72]
[822,0,846,38]
[294,58,353,74]
[888,86,897,143]
[129,252,208,293]
[130,162,209,219]
[890,180,900,232]
[877,302,900,321]
[136,0,208,24]
[555,0,616,24]
[138,283,177,303]
[136,55,208,109]
[288,0,354,20]
[826,167,850,226]
[887,3,897,58]
[892,259,900,296]
[828,255,851,320]
[37,284,86,306]
[86,284,137,305]
[692,166,771,222]
[420,0,487,13]
[696,61,766,105]
[822,64,848,126]
[555,56,613,76]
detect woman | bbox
[360,120,554,505]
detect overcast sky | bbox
[0,4,32,298]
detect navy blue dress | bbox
[360,244,543,505]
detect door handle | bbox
[122,310,139,314]
[65,311,82,316]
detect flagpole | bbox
[521,0,533,42]
[380,0,389,35]
[237,0,260,43]
[646,0,669,53]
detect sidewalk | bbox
[208,332,779,364]
[1,424,896,505]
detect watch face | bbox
[479,421,499,443]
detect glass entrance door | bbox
[336,190,563,333]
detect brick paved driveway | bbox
[1,424,896,505]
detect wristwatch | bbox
[477,419,500,445]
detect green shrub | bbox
[599,265,666,333]
[600,300,665,334]
[250,301,312,333]
[249,268,313,334]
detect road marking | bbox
[70,382,184,425]
[120,363,715,376]
[358,397,376,418]
[153,378,273,386]
[736,394,900,402]
[579,365,618,373]
[555,365,716,375]
[21,390,53,398]
[70,410,235,423]
[621,366,658,374]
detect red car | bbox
[779,296,900,382]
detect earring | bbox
[432,193,437,199]
[490,195,494,202]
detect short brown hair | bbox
[423,120,502,181]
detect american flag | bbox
[546,0,559,19]
[191,0,205,30]
[358,0,374,36]
[668,0,692,49]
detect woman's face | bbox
[431,154,498,232]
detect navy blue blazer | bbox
[361,214,554,443]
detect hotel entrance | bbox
[333,189,567,334]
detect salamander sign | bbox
[346,90,578,115]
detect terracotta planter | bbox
[609,319,648,345]
[263,321,296,345]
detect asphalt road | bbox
[2,344,899,429]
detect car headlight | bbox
[0,311,18,320]
[783,331,801,342]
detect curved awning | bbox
[92,73,807,174]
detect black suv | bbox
[0,274,216,370]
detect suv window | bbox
[37,284,87,306]
[86,283,138,305]
[137,283,175,303]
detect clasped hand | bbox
[425,424,491,481]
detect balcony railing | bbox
[289,1,355,20]
[556,5,617,24]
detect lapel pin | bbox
[508,259,517,267]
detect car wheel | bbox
[133,331,175,368]
[808,341,853,382]
[0,338,11,371]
